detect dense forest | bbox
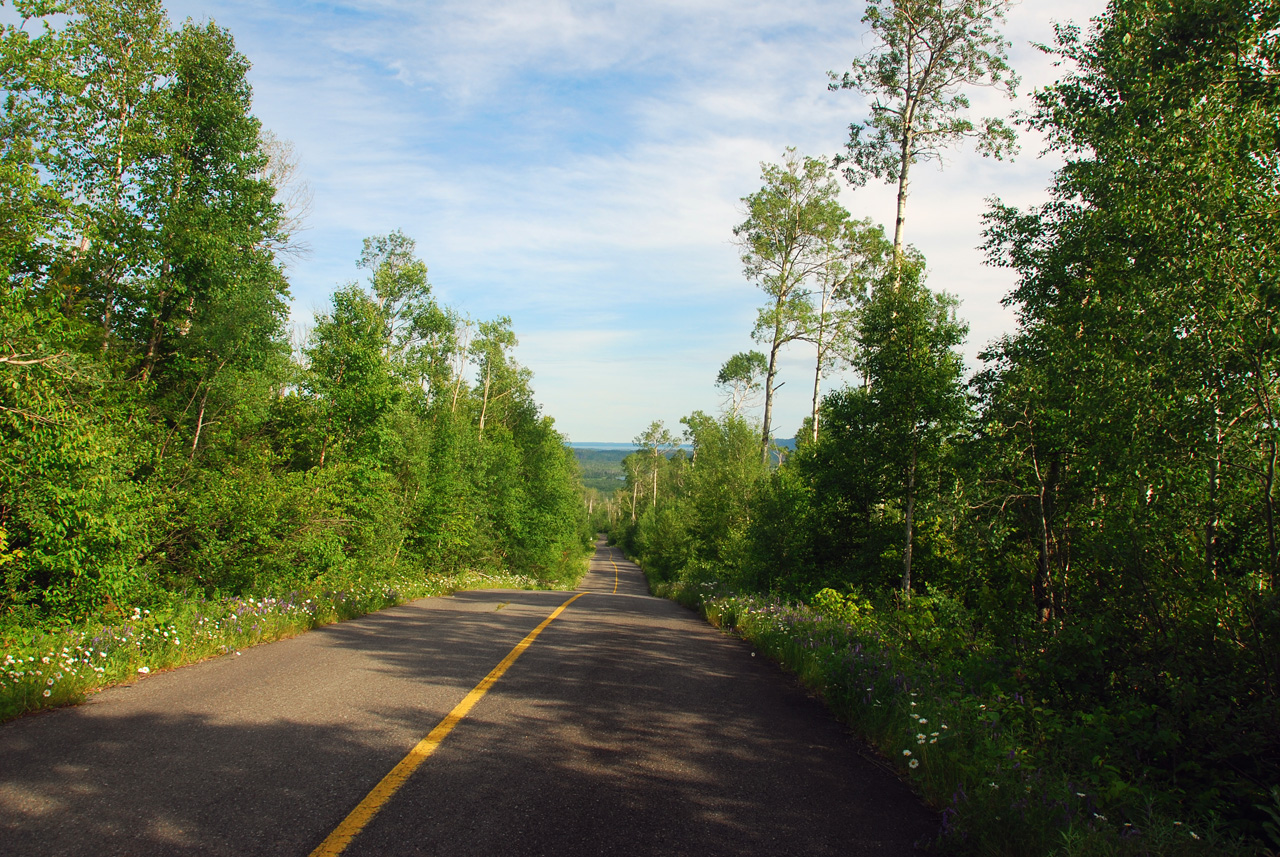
[573,447,631,495]
[0,1,589,637]
[607,1,1280,854]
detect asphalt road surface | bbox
[0,540,936,855]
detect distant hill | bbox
[570,439,796,494]
[568,438,794,451]
[572,447,631,494]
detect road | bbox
[0,541,936,855]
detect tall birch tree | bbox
[734,150,848,462]
[715,351,767,418]
[829,0,1018,264]
[799,218,890,441]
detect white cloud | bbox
[158,0,1110,441]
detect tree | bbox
[856,257,968,596]
[0,9,63,284]
[144,20,290,460]
[305,286,396,467]
[469,317,530,442]
[735,150,850,461]
[256,130,311,261]
[680,410,768,578]
[715,351,767,418]
[633,420,676,510]
[26,0,174,353]
[971,2,1280,819]
[983,0,1280,598]
[357,231,430,355]
[355,231,455,396]
[798,217,890,440]
[829,0,1018,262]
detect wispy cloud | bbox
[163,0,1109,441]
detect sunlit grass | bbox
[0,567,551,723]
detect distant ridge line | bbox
[566,439,795,451]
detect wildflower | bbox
[46,678,54,686]
[930,738,937,744]
[41,656,50,664]
[1190,832,1199,840]
[919,718,927,724]
[909,759,919,769]
[903,750,912,757]
[42,690,50,697]
[1076,793,1086,798]
[1094,813,1106,821]
[137,666,150,674]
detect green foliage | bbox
[634,3,1279,853]
[0,3,589,721]
[829,0,1019,253]
[735,149,855,455]
[854,258,969,593]
[714,350,767,418]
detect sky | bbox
[154,0,1110,443]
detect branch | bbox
[0,351,68,367]
[0,403,64,426]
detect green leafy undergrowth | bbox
[670,580,1269,857]
[0,567,551,722]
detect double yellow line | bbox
[310,591,587,856]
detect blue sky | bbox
[157,0,1108,443]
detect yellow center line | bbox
[309,591,588,857]
[610,560,618,594]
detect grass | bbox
[0,565,571,723]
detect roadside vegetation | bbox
[0,1,590,721]
[603,1,1280,854]
[0,567,554,722]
